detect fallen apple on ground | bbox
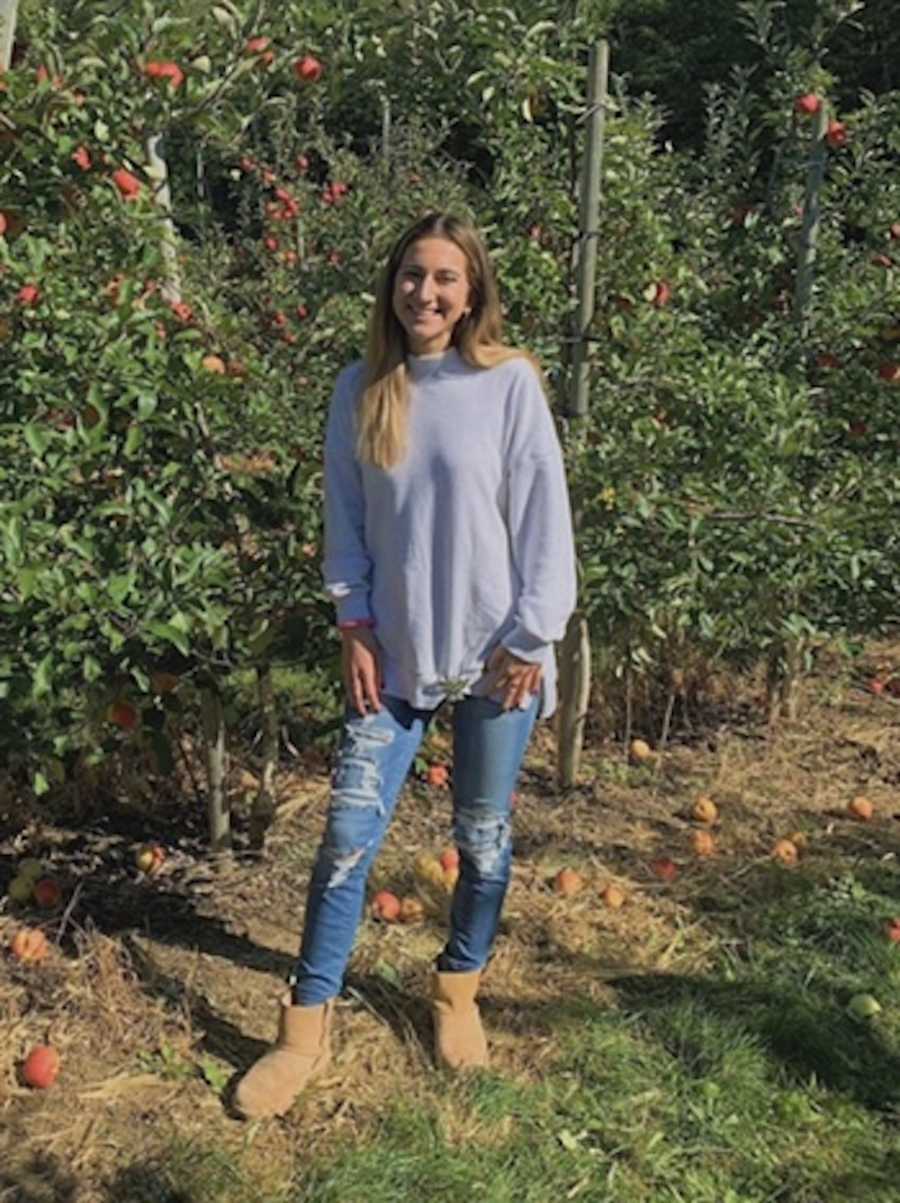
[629,738,653,765]
[8,875,35,904]
[413,853,445,890]
[847,796,874,821]
[600,883,626,910]
[554,867,583,897]
[439,847,460,873]
[17,859,44,883]
[692,795,718,824]
[135,843,165,874]
[847,993,881,1021]
[651,857,678,883]
[22,1045,60,1089]
[10,927,49,963]
[32,877,63,909]
[772,838,799,866]
[425,764,450,788]
[371,890,401,922]
[691,830,716,857]
[399,897,425,924]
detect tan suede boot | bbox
[431,970,489,1070]
[233,995,333,1119]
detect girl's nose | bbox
[415,274,435,302]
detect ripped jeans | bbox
[291,691,539,1005]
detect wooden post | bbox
[0,0,18,73]
[556,41,608,789]
[570,40,609,418]
[792,102,828,334]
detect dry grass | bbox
[1,640,898,1200]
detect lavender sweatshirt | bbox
[322,348,577,719]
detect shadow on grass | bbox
[120,930,272,1089]
[483,958,900,1114]
[0,1154,80,1203]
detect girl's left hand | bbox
[484,646,543,711]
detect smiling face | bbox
[391,236,472,355]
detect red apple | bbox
[17,283,40,307]
[201,354,226,374]
[890,223,900,241]
[32,878,62,909]
[294,55,323,83]
[371,890,401,922]
[439,847,460,873]
[144,61,184,90]
[871,254,893,268]
[649,856,678,885]
[825,120,847,148]
[112,168,142,201]
[426,764,450,788]
[22,1045,59,1089]
[878,361,900,384]
[884,918,900,943]
[245,36,271,55]
[72,145,91,171]
[793,93,822,116]
[107,700,139,730]
[815,353,841,369]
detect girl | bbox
[235,212,577,1119]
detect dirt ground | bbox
[2,644,899,1202]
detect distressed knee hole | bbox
[455,804,511,876]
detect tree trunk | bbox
[249,663,278,849]
[200,686,231,854]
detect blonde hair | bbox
[357,213,541,469]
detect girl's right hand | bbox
[340,627,384,715]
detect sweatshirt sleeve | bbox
[501,362,578,662]
[322,363,373,624]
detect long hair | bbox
[356,213,539,469]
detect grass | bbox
[2,641,899,1202]
[120,857,900,1203]
[285,862,900,1203]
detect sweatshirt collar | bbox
[406,346,465,382]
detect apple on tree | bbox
[294,55,323,83]
[793,93,822,116]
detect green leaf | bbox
[32,654,54,700]
[24,424,50,457]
